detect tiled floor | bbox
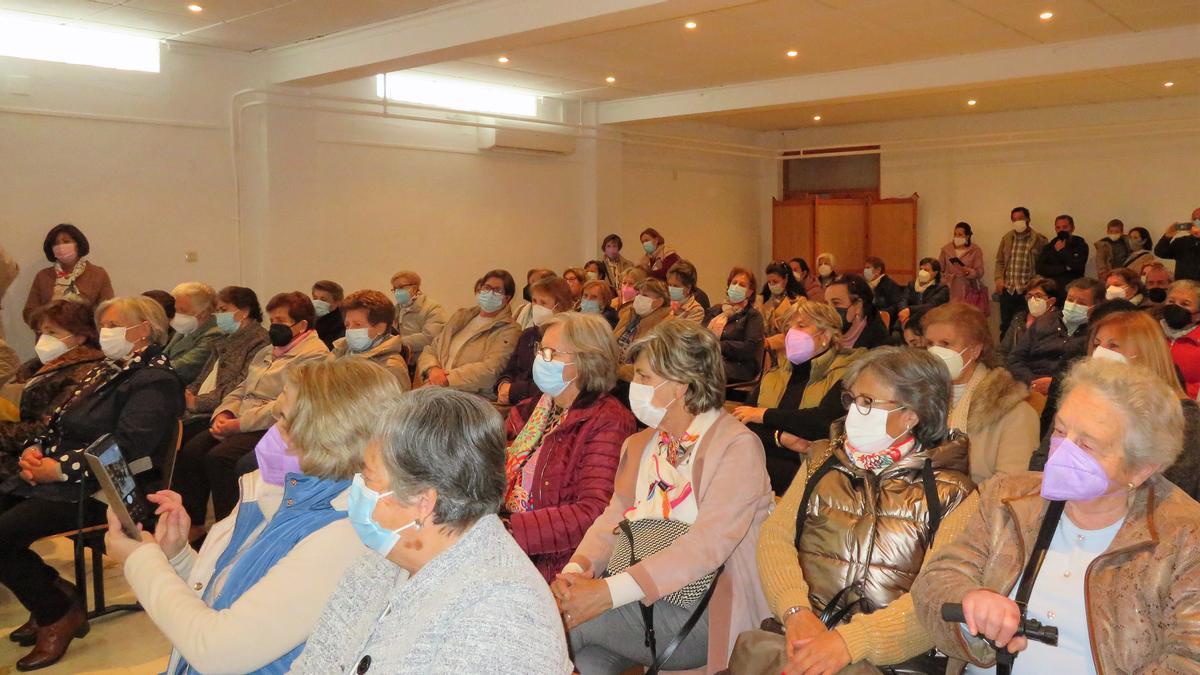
[0,537,170,675]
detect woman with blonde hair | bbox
[614,278,673,381]
[612,267,648,311]
[104,358,401,674]
[732,301,864,493]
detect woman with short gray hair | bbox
[165,281,222,384]
[914,358,1200,672]
[292,387,573,675]
[554,320,773,674]
[740,347,976,674]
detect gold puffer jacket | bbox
[797,429,974,616]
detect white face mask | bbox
[818,264,833,277]
[1092,346,1128,364]
[844,404,907,456]
[530,303,555,327]
[1013,220,1028,233]
[768,282,785,297]
[628,381,676,429]
[953,236,967,247]
[100,326,135,361]
[1027,296,1049,318]
[929,344,973,380]
[862,268,876,282]
[917,269,933,284]
[632,294,655,317]
[170,313,199,335]
[1106,285,1127,301]
[1107,233,1121,242]
[52,242,78,265]
[35,334,72,364]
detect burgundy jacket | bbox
[504,392,636,581]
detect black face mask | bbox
[1056,230,1071,241]
[835,306,851,332]
[268,322,295,347]
[1147,288,1168,304]
[1162,304,1194,331]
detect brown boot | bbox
[8,616,37,646]
[15,600,89,672]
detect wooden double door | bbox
[772,195,919,283]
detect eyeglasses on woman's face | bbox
[840,390,903,416]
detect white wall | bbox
[771,96,1200,282]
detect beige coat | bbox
[416,305,520,398]
[954,366,1039,486]
[214,331,330,431]
[571,411,773,674]
[672,295,705,323]
[393,293,448,360]
[913,471,1200,673]
[613,305,673,381]
[331,334,411,391]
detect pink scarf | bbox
[840,317,867,350]
[272,329,312,358]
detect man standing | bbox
[1154,207,1200,281]
[1036,214,1088,304]
[994,206,1048,336]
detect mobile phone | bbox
[1177,222,1193,232]
[83,434,153,539]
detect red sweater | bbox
[504,393,636,582]
[1171,325,1200,399]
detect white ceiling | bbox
[0,0,461,51]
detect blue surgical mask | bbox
[642,241,656,254]
[313,299,331,318]
[727,284,748,304]
[668,285,686,303]
[215,311,239,335]
[477,290,504,313]
[1062,301,1089,327]
[345,327,373,352]
[347,474,420,557]
[580,299,601,314]
[532,356,574,397]
[394,288,412,307]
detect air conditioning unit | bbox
[477,126,576,156]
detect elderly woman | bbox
[390,269,448,363]
[913,359,1200,672]
[497,277,575,406]
[815,252,837,289]
[612,267,648,311]
[0,296,183,670]
[996,276,1057,363]
[704,266,765,384]
[514,268,557,330]
[164,281,222,385]
[736,347,975,674]
[601,234,635,291]
[1104,267,1145,305]
[174,291,329,529]
[733,302,864,494]
[897,257,951,329]
[584,259,608,285]
[332,289,411,390]
[0,301,105,462]
[103,359,397,674]
[554,320,773,674]
[502,313,636,581]
[292,387,572,674]
[310,280,345,350]
[417,269,521,398]
[613,278,673,381]
[563,267,586,308]
[639,227,681,281]
[580,279,619,327]
[22,224,114,330]
[184,286,269,425]
[1164,279,1200,398]
[923,303,1040,486]
[667,260,706,323]
[827,275,890,350]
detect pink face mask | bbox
[1041,436,1114,501]
[254,424,302,486]
[785,328,820,364]
[52,242,77,265]
[620,285,637,302]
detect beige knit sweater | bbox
[756,464,979,665]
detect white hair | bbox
[171,281,217,316]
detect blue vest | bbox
[173,474,350,675]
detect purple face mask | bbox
[1041,436,1113,501]
[785,328,819,364]
[254,424,301,486]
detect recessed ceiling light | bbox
[1164,81,1175,88]
[813,115,822,122]
[967,99,977,106]
[786,50,799,58]
[497,56,509,63]
[605,76,616,83]
[187,3,203,11]
[1039,11,1054,20]
[684,20,697,30]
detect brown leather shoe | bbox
[15,601,89,671]
[8,616,37,646]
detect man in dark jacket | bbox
[311,280,345,349]
[1035,214,1088,303]
[1154,208,1200,281]
[864,256,903,320]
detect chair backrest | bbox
[158,418,184,489]
[1026,391,1047,417]
[880,310,892,331]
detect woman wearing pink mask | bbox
[732,302,864,494]
[22,224,113,331]
[913,359,1200,674]
[103,358,400,675]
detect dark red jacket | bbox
[504,392,636,581]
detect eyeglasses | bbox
[533,342,575,363]
[840,390,903,416]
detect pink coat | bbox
[571,411,773,673]
[938,242,987,305]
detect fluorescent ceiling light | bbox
[0,13,160,73]
[376,71,540,117]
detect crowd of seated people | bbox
[0,208,1198,674]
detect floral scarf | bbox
[844,436,916,473]
[52,259,88,301]
[503,395,565,513]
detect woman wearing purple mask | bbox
[913,358,1200,674]
[22,224,114,331]
[102,359,401,675]
[732,301,864,494]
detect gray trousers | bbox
[569,599,709,675]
